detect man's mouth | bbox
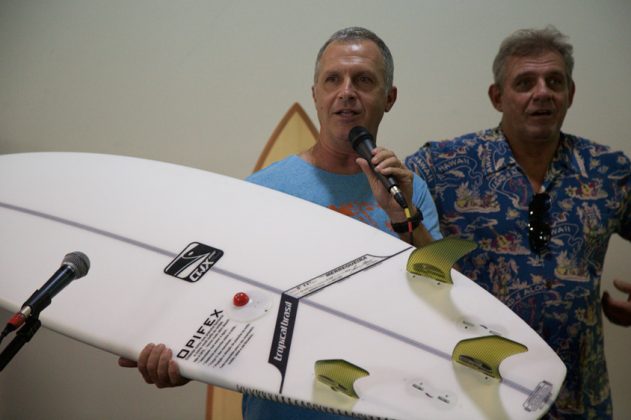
[335,109,360,117]
[529,109,554,117]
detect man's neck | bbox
[300,141,361,175]
[504,130,560,193]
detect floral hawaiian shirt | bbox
[405,127,631,419]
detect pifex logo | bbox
[165,242,224,282]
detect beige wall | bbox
[1,1,630,418]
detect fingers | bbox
[369,147,403,170]
[357,147,411,183]
[120,343,190,388]
[137,342,157,384]
[601,291,616,323]
[356,157,389,202]
[136,343,188,388]
[613,279,631,298]
[355,157,376,183]
[153,346,173,387]
[602,289,631,327]
[168,359,191,387]
[373,149,413,183]
[356,146,415,220]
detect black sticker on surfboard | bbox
[268,293,299,393]
[164,242,224,282]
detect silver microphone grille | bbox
[62,251,91,278]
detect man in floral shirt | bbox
[406,26,631,418]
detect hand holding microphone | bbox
[348,126,408,209]
[349,126,430,246]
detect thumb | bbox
[118,357,138,368]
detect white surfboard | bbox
[0,152,565,419]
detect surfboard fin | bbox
[406,238,477,284]
[314,359,369,399]
[452,335,528,380]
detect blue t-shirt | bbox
[242,154,442,420]
[247,155,442,241]
[405,127,631,419]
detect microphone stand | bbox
[0,314,41,372]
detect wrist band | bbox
[391,207,423,233]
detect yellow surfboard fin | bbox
[314,359,369,399]
[452,335,528,379]
[406,237,477,284]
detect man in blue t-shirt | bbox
[120,26,441,420]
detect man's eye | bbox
[547,77,565,89]
[514,79,532,90]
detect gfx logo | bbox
[164,242,224,282]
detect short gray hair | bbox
[314,27,394,93]
[492,25,574,88]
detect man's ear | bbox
[488,83,503,112]
[311,85,316,105]
[567,80,576,109]
[385,86,397,113]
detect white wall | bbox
[1,1,629,418]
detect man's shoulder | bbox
[246,155,301,185]
[405,127,500,178]
[407,127,499,164]
[564,133,631,169]
[426,127,500,150]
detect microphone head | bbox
[62,252,90,278]
[348,126,373,151]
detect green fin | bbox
[314,359,369,399]
[406,237,477,284]
[452,335,528,379]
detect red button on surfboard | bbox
[233,292,250,307]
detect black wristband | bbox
[391,207,423,233]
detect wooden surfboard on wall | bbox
[252,102,318,172]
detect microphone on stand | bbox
[1,251,90,339]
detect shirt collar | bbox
[481,126,588,178]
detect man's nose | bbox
[338,77,357,100]
[532,78,552,100]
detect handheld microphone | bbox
[3,252,90,335]
[349,126,407,209]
